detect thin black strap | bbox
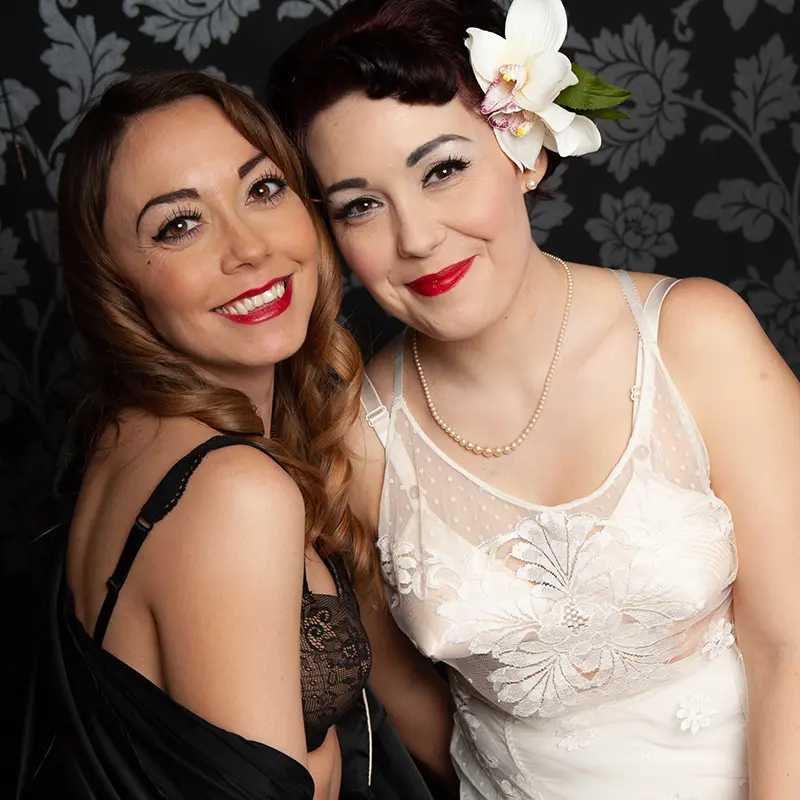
[93,435,275,645]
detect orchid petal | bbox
[506,0,569,56]
[536,101,576,134]
[465,27,512,91]
[549,114,602,156]
[488,109,535,135]
[517,51,576,111]
[482,75,517,115]
[493,122,546,171]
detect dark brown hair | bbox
[268,0,559,187]
[59,70,378,589]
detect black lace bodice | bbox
[300,554,372,749]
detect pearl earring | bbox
[525,178,538,191]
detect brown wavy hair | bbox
[58,70,378,591]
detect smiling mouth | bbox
[213,275,294,325]
[407,257,475,297]
[214,276,290,316]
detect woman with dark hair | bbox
[269,0,800,797]
[18,69,434,800]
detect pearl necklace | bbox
[411,252,573,458]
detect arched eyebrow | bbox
[323,134,471,199]
[135,153,270,231]
[405,134,470,167]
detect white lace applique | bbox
[702,619,735,660]
[439,509,697,717]
[377,535,423,598]
[556,718,596,751]
[498,777,542,800]
[452,682,499,770]
[677,695,717,734]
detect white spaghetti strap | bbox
[643,277,681,343]
[612,269,652,342]
[360,373,389,449]
[392,329,407,401]
[612,270,648,420]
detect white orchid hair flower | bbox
[465,0,630,171]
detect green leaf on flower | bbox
[580,108,629,120]
[556,64,631,112]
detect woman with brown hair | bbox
[18,70,431,800]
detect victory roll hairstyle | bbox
[268,0,560,186]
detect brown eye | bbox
[153,213,201,243]
[249,175,287,203]
[423,157,471,185]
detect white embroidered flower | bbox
[677,695,717,734]
[452,682,500,770]
[556,725,595,751]
[465,0,601,170]
[377,537,423,597]
[701,619,735,660]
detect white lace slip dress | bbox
[361,271,748,800]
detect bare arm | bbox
[348,411,457,786]
[145,446,309,767]
[661,278,800,798]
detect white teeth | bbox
[215,279,288,316]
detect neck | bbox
[415,247,569,389]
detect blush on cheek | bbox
[278,208,319,265]
[461,172,525,241]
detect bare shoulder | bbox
[657,277,776,369]
[655,277,799,439]
[137,429,309,762]
[148,436,304,562]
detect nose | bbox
[219,212,273,274]
[394,199,446,260]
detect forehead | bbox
[306,94,486,177]
[107,96,260,204]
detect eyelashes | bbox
[153,205,201,243]
[152,170,290,244]
[422,154,471,184]
[330,154,472,223]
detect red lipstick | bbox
[407,257,475,297]
[215,275,293,326]
[223,274,288,306]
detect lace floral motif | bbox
[377,535,422,598]
[434,476,736,719]
[452,681,500,770]
[556,718,596,751]
[300,556,372,741]
[702,620,735,660]
[677,695,717,734]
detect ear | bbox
[519,150,549,193]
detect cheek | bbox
[333,226,392,288]
[272,204,319,266]
[138,258,207,331]
[458,171,525,241]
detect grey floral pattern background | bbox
[0,0,798,787]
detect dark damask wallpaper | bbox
[1,0,798,789]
